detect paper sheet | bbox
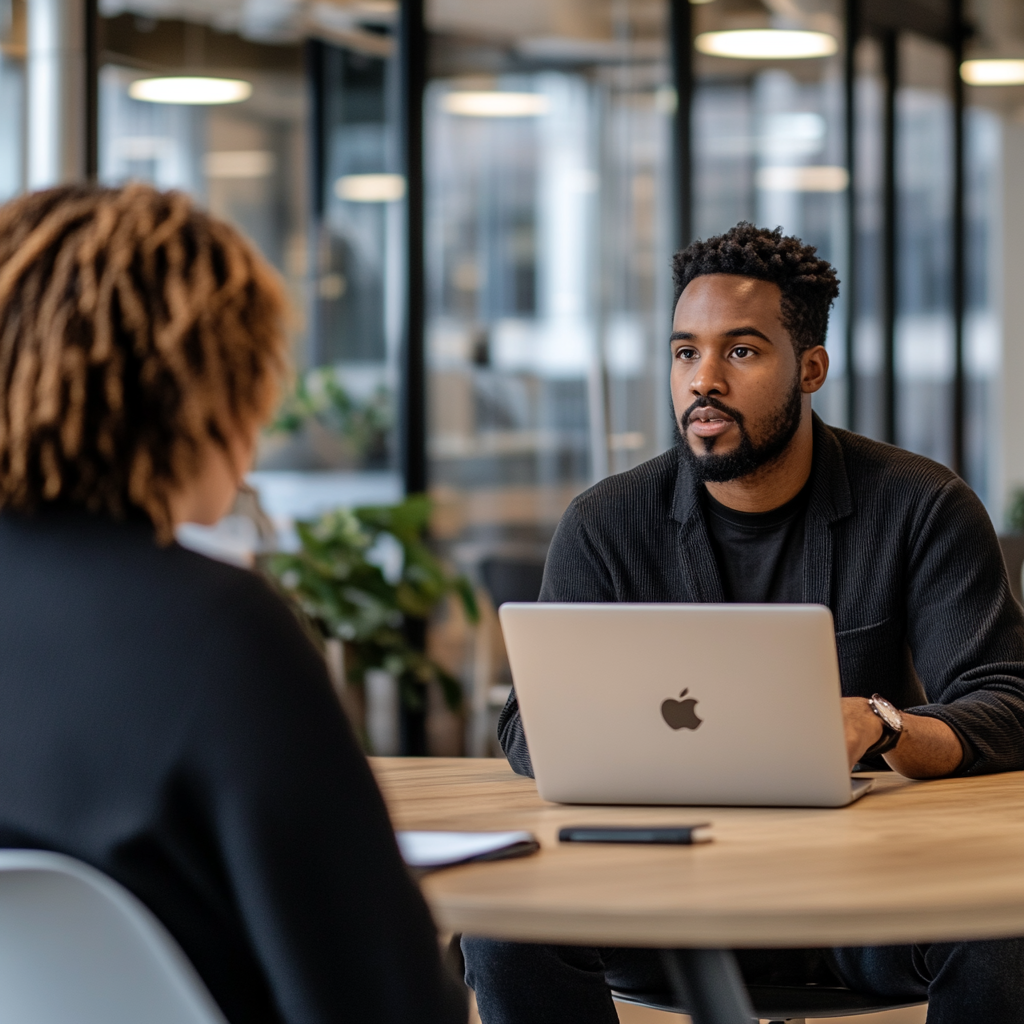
[396,830,537,868]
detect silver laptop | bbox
[498,603,874,808]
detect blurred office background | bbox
[3,0,1024,751]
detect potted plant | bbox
[262,495,478,749]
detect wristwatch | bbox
[862,693,904,760]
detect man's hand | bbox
[843,697,883,769]
[842,697,964,779]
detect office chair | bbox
[466,554,548,755]
[0,849,227,1024]
[613,982,925,1022]
[479,555,547,607]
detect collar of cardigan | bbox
[670,412,854,527]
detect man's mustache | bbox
[679,395,746,430]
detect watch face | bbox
[872,696,902,731]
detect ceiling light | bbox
[695,30,838,60]
[441,92,550,117]
[128,77,252,105]
[204,151,276,179]
[960,59,1024,86]
[756,165,849,192]
[335,174,406,202]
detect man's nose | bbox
[689,354,727,397]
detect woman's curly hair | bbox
[0,182,287,542]
[672,222,840,354]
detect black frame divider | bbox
[396,0,429,755]
[304,38,327,371]
[881,30,898,446]
[670,0,693,253]
[843,0,859,432]
[305,40,327,224]
[85,0,99,180]
[950,0,966,477]
[398,0,427,497]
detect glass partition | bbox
[690,0,848,425]
[963,104,1001,508]
[96,8,406,539]
[426,0,673,554]
[0,0,25,202]
[850,37,885,441]
[893,34,955,468]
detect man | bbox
[463,223,1024,1024]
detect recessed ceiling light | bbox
[335,174,407,202]
[756,165,849,192]
[128,77,252,105]
[695,29,838,60]
[960,59,1024,85]
[441,92,550,117]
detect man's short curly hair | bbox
[0,183,287,542]
[672,223,840,354]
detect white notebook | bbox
[396,830,539,870]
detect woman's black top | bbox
[0,508,465,1024]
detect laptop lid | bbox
[499,603,859,807]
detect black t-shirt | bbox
[702,480,812,603]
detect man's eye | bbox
[732,346,752,358]
[675,348,697,360]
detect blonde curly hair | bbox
[0,183,287,541]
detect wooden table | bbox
[373,758,1024,1023]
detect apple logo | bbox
[661,689,702,731]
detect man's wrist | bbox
[862,694,904,759]
[860,702,884,756]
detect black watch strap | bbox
[861,727,901,761]
[862,701,902,760]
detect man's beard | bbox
[675,375,803,484]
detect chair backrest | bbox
[0,849,227,1024]
[479,556,546,607]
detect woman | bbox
[0,183,464,1024]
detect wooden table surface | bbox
[372,757,1024,949]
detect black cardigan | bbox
[499,416,1024,779]
[0,508,464,1024]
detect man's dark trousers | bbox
[462,936,1024,1023]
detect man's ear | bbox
[800,345,829,394]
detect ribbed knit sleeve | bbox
[900,474,1024,775]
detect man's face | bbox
[670,274,809,484]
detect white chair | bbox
[0,849,227,1024]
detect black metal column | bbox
[951,0,966,477]
[84,0,98,180]
[398,0,427,496]
[881,31,898,445]
[304,39,327,372]
[397,0,428,754]
[670,0,693,252]
[843,0,858,432]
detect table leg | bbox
[660,948,756,1024]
